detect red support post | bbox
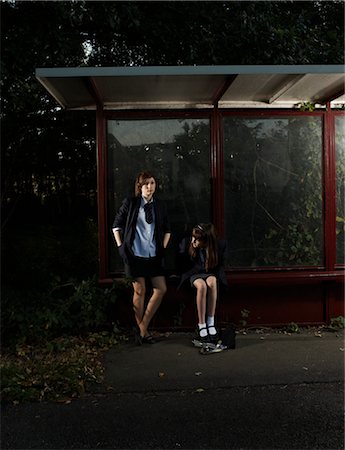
[323,103,337,272]
[96,105,108,280]
[211,108,225,237]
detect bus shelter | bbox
[36,65,345,328]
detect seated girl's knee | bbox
[206,276,217,288]
[194,280,207,294]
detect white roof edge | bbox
[36,64,345,78]
[69,103,344,111]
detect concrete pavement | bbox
[102,330,344,392]
[1,329,344,449]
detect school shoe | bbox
[208,333,219,345]
[142,334,156,344]
[207,328,219,345]
[193,327,210,346]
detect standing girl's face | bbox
[141,177,156,200]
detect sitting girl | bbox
[178,223,227,344]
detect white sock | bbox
[198,323,208,337]
[207,316,217,335]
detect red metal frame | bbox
[210,107,225,237]
[101,109,214,279]
[332,110,345,270]
[96,105,108,280]
[323,103,336,271]
[220,109,327,275]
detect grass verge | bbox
[1,331,126,404]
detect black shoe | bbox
[208,332,219,344]
[207,325,219,344]
[142,334,156,344]
[197,327,210,345]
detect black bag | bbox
[220,324,236,349]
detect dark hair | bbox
[189,223,218,270]
[134,171,156,197]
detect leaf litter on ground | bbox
[1,331,121,404]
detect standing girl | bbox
[178,223,227,344]
[112,171,171,344]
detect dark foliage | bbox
[2,0,343,229]
[1,1,343,342]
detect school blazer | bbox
[113,196,171,264]
[177,237,228,290]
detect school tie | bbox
[144,202,154,224]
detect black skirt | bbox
[190,273,216,287]
[125,256,165,279]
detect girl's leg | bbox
[139,276,167,337]
[193,279,208,334]
[206,276,218,316]
[132,277,146,327]
[206,276,218,337]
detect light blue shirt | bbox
[132,197,156,258]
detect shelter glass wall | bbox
[107,117,211,272]
[105,111,343,276]
[336,115,345,265]
[223,115,323,268]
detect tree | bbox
[1,0,343,265]
[1,1,343,342]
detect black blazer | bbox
[177,237,228,290]
[113,196,171,265]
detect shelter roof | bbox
[36,65,345,110]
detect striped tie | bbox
[144,202,153,224]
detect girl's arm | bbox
[112,198,130,247]
[163,232,171,249]
[113,229,123,247]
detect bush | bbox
[1,277,118,347]
[329,316,345,331]
[1,218,116,347]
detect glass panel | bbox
[107,118,210,272]
[335,116,345,265]
[223,116,323,267]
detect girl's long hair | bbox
[189,223,218,271]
